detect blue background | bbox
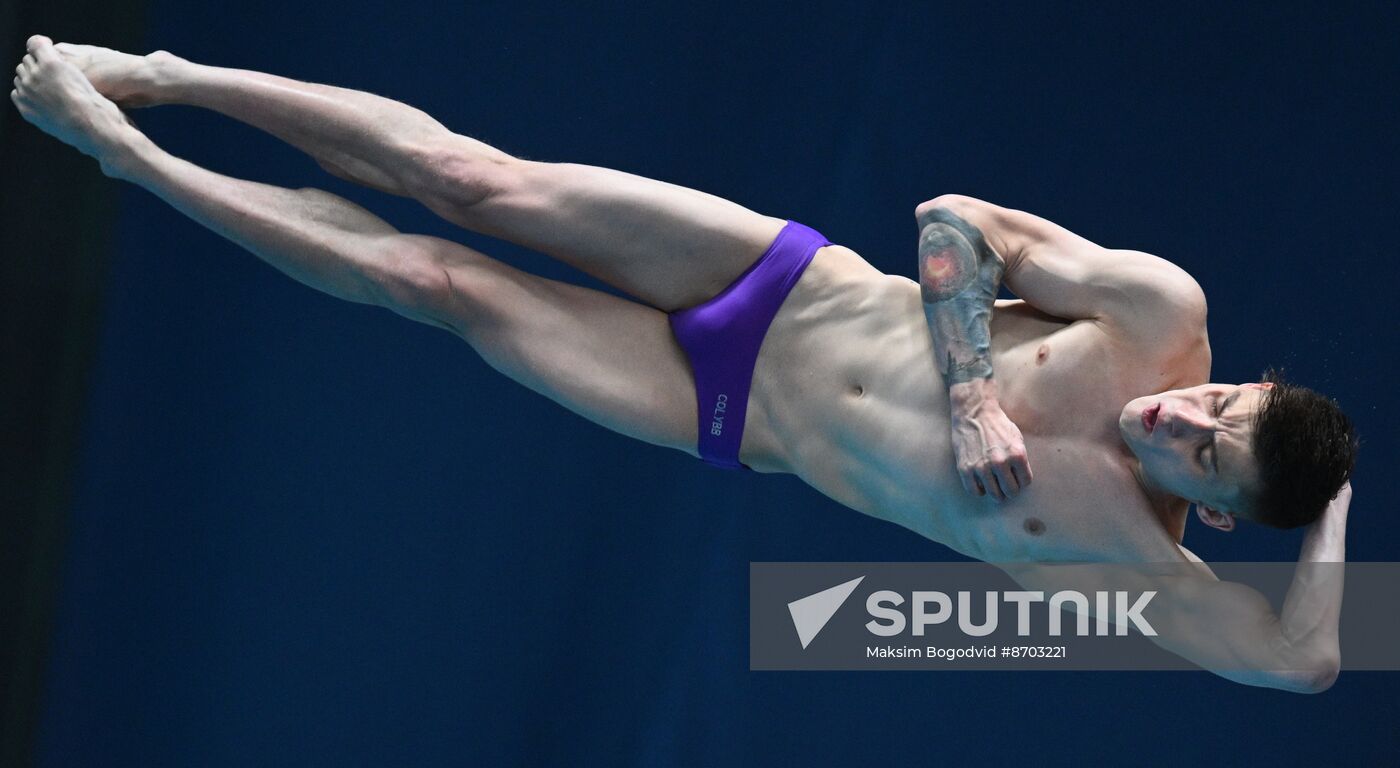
[38,2,1398,765]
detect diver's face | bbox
[1119,382,1272,518]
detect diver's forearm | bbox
[1253,494,1350,691]
[1298,493,1347,563]
[1279,499,1347,662]
[113,134,399,305]
[916,201,1032,500]
[917,205,1005,390]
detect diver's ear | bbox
[1196,504,1236,532]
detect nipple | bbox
[1035,344,1050,366]
[1023,517,1046,536]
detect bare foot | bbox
[52,40,183,107]
[12,35,148,177]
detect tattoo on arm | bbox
[917,207,1006,386]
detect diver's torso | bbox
[744,246,1206,563]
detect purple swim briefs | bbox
[667,220,832,470]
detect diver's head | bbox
[1119,369,1356,530]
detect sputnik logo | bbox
[786,576,865,649]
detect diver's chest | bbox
[940,447,1165,562]
[991,324,1144,438]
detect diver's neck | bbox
[1129,459,1190,543]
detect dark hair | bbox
[1249,368,1358,528]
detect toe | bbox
[31,38,60,63]
[27,35,52,52]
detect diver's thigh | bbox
[456,159,788,311]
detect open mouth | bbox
[1142,403,1161,433]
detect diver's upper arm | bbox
[1009,562,1334,693]
[918,195,1207,347]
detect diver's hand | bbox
[949,379,1031,502]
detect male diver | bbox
[12,36,1356,692]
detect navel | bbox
[1023,517,1046,536]
[1035,344,1050,366]
[851,383,865,398]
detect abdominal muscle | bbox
[743,248,1175,564]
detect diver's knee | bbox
[407,135,520,212]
